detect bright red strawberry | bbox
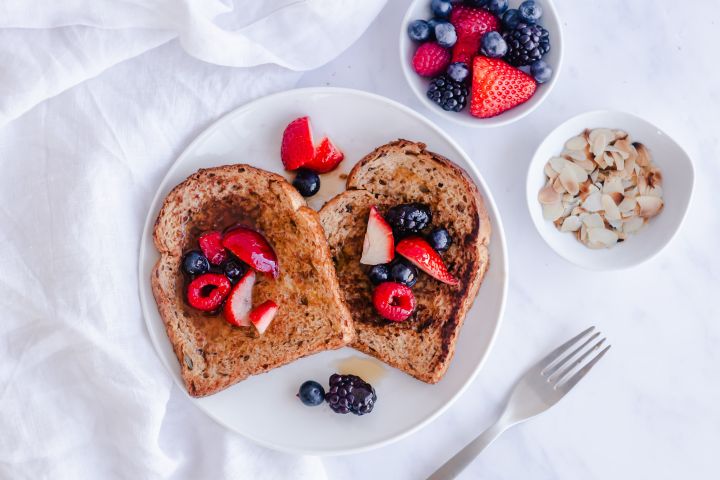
[396,236,459,286]
[281,116,314,170]
[412,42,451,77]
[372,282,416,322]
[222,227,279,279]
[470,56,537,118]
[304,136,344,173]
[449,5,499,65]
[187,273,231,312]
[198,230,227,265]
[249,300,279,334]
[223,270,255,327]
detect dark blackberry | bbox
[502,22,550,67]
[325,374,377,415]
[385,203,432,236]
[426,75,468,112]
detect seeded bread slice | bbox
[152,164,354,397]
[319,140,490,383]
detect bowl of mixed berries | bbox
[400,0,562,126]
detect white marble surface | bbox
[297,0,720,478]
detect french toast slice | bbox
[319,140,490,383]
[152,164,354,397]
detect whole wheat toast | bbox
[319,140,490,383]
[152,164,354,397]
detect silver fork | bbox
[427,327,610,480]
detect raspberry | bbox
[412,42,451,78]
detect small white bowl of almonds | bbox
[526,110,694,270]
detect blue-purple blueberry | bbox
[480,31,508,58]
[530,59,553,83]
[408,19,431,42]
[518,0,542,24]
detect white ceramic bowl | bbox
[526,110,695,270]
[399,0,563,127]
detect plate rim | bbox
[137,86,509,455]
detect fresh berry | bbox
[325,374,377,415]
[465,0,488,7]
[372,282,416,322]
[360,206,395,265]
[249,300,278,335]
[426,17,441,35]
[292,168,321,197]
[431,0,453,19]
[223,270,255,326]
[408,19,431,42]
[187,273,232,312]
[222,227,279,279]
[433,21,457,48]
[182,250,210,276]
[281,116,314,171]
[198,230,227,265]
[446,62,469,83]
[427,227,453,252]
[427,74,469,112]
[486,0,508,15]
[480,31,508,58]
[470,56,537,118]
[530,59,553,84]
[385,203,432,236]
[396,236,459,286]
[518,0,542,24]
[298,380,325,406]
[449,5,499,65]
[502,22,550,66]
[412,42,451,78]
[305,136,344,173]
[368,264,391,285]
[222,258,245,283]
[390,259,418,288]
[501,8,522,30]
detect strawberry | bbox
[304,136,344,173]
[395,236,459,286]
[198,230,227,265]
[412,42,451,78]
[249,300,279,335]
[360,206,395,265]
[470,56,536,118]
[281,116,314,170]
[186,273,231,312]
[372,282,416,322]
[222,227,279,279]
[449,5,499,66]
[223,270,255,327]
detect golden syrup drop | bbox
[335,355,387,384]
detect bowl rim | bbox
[398,0,564,128]
[524,109,696,270]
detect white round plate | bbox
[139,87,508,455]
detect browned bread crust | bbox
[319,140,490,383]
[152,164,354,397]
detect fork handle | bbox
[426,419,509,480]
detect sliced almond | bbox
[552,176,566,194]
[565,135,587,151]
[587,227,618,248]
[549,156,570,173]
[582,213,604,228]
[618,194,637,213]
[622,216,645,234]
[583,192,603,212]
[542,201,564,221]
[559,166,580,195]
[544,162,559,179]
[635,142,651,167]
[560,215,582,232]
[637,196,663,218]
[538,181,562,204]
[602,194,622,221]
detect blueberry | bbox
[407,19,431,42]
[426,17,441,32]
[433,21,456,48]
[486,0,508,15]
[501,9,522,30]
[368,264,390,285]
[292,168,320,197]
[447,62,469,83]
[222,259,245,283]
[427,227,453,252]
[465,0,488,7]
[298,380,325,406]
[480,31,508,58]
[518,0,542,24]
[530,59,553,83]
[430,0,453,19]
[183,250,210,276]
[390,260,418,288]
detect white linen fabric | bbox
[0,1,385,478]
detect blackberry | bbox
[426,75,468,112]
[385,203,432,236]
[325,374,377,415]
[502,22,550,67]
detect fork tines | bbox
[540,326,610,391]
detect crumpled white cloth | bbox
[0,1,384,478]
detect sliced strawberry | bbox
[249,300,279,335]
[198,230,227,265]
[360,206,394,265]
[304,136,344,173]
[449,5,499,66]
[396,236,459,286]
[372,282,416,322]
[281,116,315,171]
[186,273,231,312]
[412,42,451,78]
[470,56,536,118]
[223,270,256,327]
[222,227,279,279]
